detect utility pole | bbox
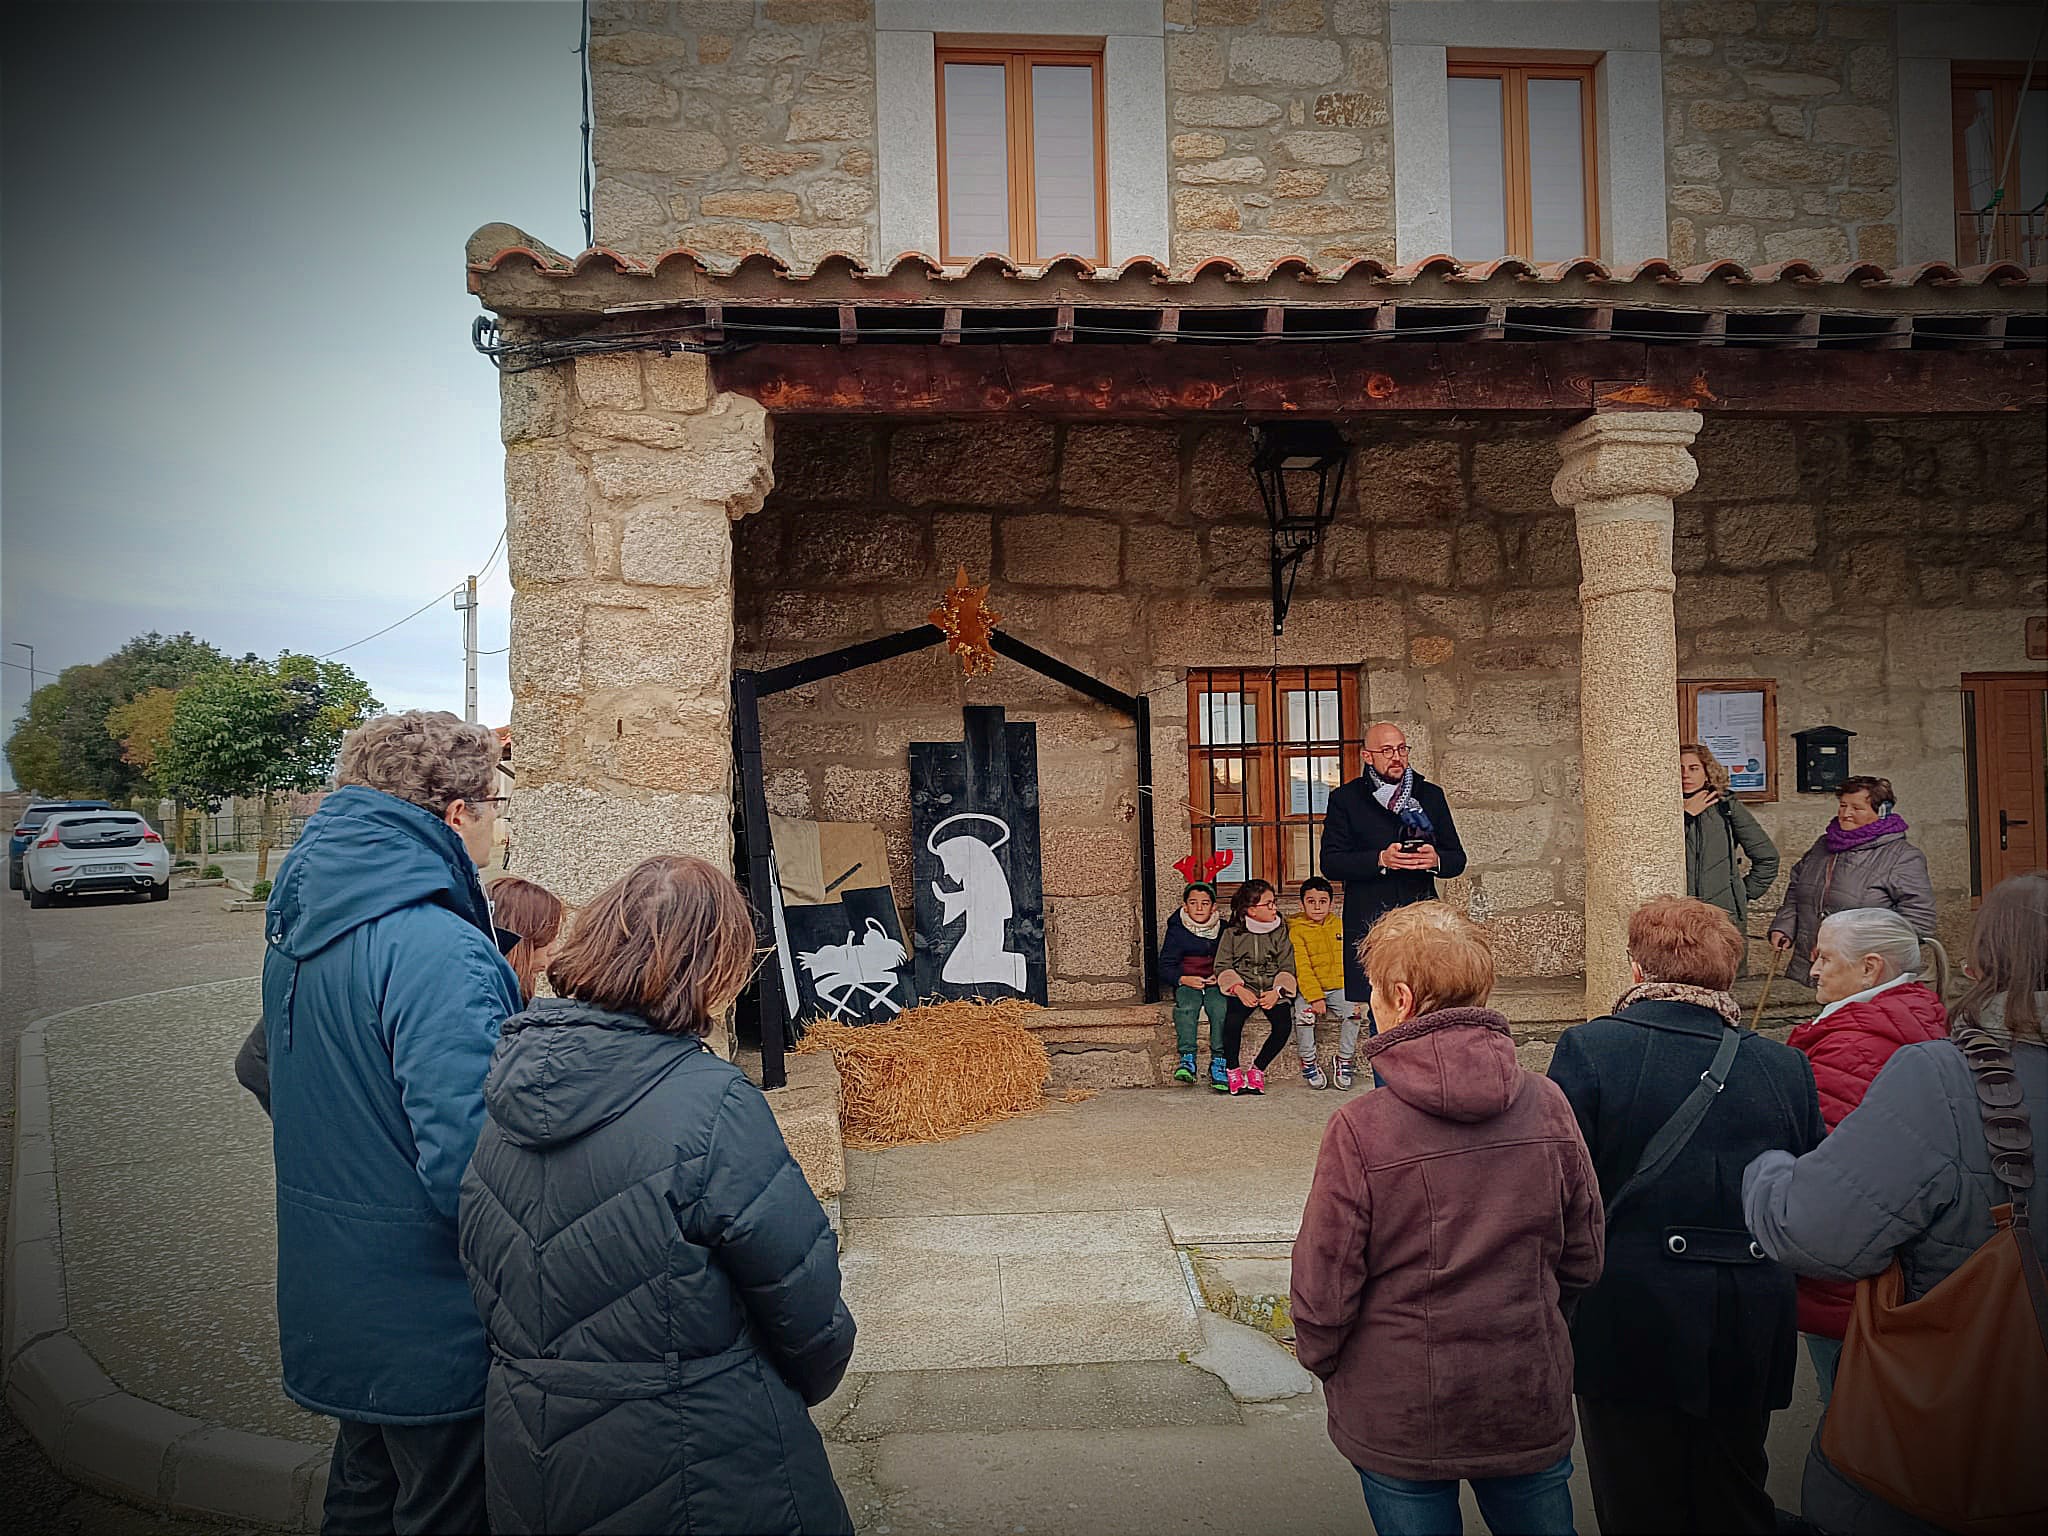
[452,578,479,724]
[10,642,35,697]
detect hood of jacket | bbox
[1365,1006,1522,1123]
[483,997,706,1150]
[266,785,494,961]
[1788,979,1948,1057]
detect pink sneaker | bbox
[1225,1067,1246,1096]
[1244,1066,1266,1095]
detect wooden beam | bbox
[711,341,2045,417]
[837,304,857,345]
[754,625,946,696]
[1153,308,1180,344]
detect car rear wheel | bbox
[149,882,170,902]
[27,883,52,909]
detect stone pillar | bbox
[500,333,773,1055]
[1551,411,1700,1014]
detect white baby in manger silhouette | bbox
[927,812,1028,993]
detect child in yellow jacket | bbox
[1289,877,1361,1090]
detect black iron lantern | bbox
[1251,422,1350,637]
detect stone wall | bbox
[1163,0,1395,268]
[1661,0,1900,266]
[733,410,2044,997]
[590,0,879,263]
[1675,412,2046,966]
[501,339,772,928]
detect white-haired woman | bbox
[1781,907,1947,1402]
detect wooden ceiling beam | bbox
[710,342,2044,418]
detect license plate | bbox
[82,863,127,874]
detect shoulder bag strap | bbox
[1956,1023,2048,1346]
[1605,1024,1744,1222]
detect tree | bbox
[159,654,379,879]
[4,632,227,799]
[107,686,191,851]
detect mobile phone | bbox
[1398,838,1427,853]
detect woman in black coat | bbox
[460,856,855,1536]
[1547,896,1823,1536]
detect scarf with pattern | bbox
[1368,762,1436,836]
[1613,981,1744,1029]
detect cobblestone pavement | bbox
[2,886,269,1535]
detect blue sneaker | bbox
[1210,1059,1230,1093]
[1174,1053,1197,1084]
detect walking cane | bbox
[1751,941,1788,1032]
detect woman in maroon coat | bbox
[1292,902,1604,1536]
[1782,906,1947,1403]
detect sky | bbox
[1,1,586,784]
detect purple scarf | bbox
[1825,812,1908,854]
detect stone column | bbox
[1551,411,1700,1014]
[500,335,773,1054]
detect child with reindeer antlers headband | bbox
[1162,851,1234,1090]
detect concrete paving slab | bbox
[997,1251,1201,1366]
[849,1209,1170,1258]
[165,1427,328,1528]
[7,1330,119,1453]
[67,1283,328,1446]
[59,1154,276,1303]
[58,1391,205,1500]
[840,1250,1006,1372]
[1188,1312,1316,1403]
[828,1362,1239,1440]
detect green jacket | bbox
[1686,797,1780,930]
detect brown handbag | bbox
[1819,1024,2048,1536]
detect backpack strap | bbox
[1955,1022,2048,1345]
[1605,1024,1743,1222]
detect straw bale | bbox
[793,997,1051,1149]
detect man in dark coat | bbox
[1547,896,1825,1535]
[1320,722,1468,1081]
[262,712,520,1534]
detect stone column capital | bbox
[1551,410,1702,518]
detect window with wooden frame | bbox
[936,41,1107,265]
[1951,65,2047,266]
[1187,668,1363,893]
[1678,679,1779,803]
[1446,51,1601,263]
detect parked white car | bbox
[22,810,171,908]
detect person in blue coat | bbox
[461,854,856,1535]
[261,711,518,1534]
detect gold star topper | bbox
[928,564,1002,677]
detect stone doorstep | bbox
[5,1020,329,1532]
[1025,1001,1175,1091]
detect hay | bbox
[793,996,1051,1149]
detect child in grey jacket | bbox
[1214,879,1300,1097]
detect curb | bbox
[6,1005,331,1531]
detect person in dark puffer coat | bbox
[460,856,856,1536]
[1780,907,1947,1405]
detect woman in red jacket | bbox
[1783,906,1946,1404]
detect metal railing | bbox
[1956,211,2048,266]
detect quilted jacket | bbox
[459,999,856,1535]
[1783,979,1949,1336]
[262,785,520,1422]
[1287,912,1347,1004]
[1768,830,1936,986]
[1743,994,2048,1535]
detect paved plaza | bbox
[5,888,1826,1532]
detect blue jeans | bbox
[1804,1332,1842,1408]
[1357,1454,1577,1536]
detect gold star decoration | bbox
[928,564,1002,677]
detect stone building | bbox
[475,1,2047,1093]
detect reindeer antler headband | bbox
[1172,849,1235,886]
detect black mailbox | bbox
[1793,725,1855,793]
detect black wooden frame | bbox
[732,625,1158,1090]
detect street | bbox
[1,883,267,1535]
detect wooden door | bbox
[1965,674,2048,898]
